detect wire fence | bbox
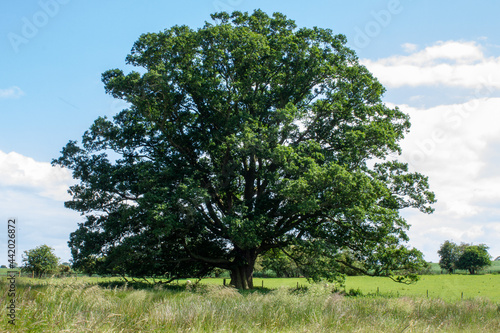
[0,270,118,279]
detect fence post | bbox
[223,278,226,286]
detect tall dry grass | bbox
[0,278,499,332]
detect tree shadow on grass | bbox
[96,280,185,292]
[95,280,275,295]
[237,286,273,295]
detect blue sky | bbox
[2,0,500,265]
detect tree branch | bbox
[183,239,231,268]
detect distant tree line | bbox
[438,241,491,274]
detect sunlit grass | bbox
[344,274,500,301]
[197,274,500,302]
[0,277,499,332]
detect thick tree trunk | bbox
[229,249,256,289]
[229,265,254,289]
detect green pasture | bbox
[345,274,500,301]
[194,274,500,302]
[3,265,500,302]
[1,276,500,332]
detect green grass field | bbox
[345,274,500,301]
[2,272,500,332]
[1,276,500,332]
[194,274,500,302]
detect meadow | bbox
[200,274,500,302]
[1,274,499,332]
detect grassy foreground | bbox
[1,277,499,332]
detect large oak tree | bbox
[54,10,435,289]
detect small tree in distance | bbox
[456,245,491,275]
[438,240,460,273]
[22,245,60,278]
[438,241,491,275]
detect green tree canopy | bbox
[22,245,60,278]
[260,247,301,278]
[53,10,435,289]
[438,240,460,273]
[456,244,491,275]
[438,241,491,275]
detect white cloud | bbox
[404,208,500,262]
[0,150,74,201]
[394,98,500,261]
[0,86,25,99]
[398,98,500,215]
[375,41,484,66]
[401,42,418,53]
[427,225,484,241]
[362,41,500,89]
[0,151,81,264]
[0,189,82,264]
